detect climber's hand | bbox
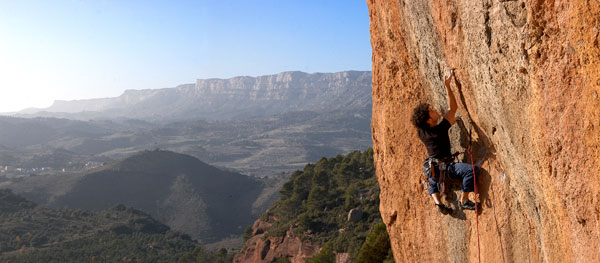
[445,69,454,87]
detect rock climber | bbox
[410,69,479,214]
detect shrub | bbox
[306,243,335,263]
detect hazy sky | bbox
[0,0,371,113]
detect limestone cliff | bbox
[367,0,600,262]
[21,71,372,121]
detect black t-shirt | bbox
[417,118,452,159]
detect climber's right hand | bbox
[445,69,454,86]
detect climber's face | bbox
[427,108,440,127]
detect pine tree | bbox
[355,222,393,263]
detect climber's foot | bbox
[436,203,452,214]
[460,200,477,210]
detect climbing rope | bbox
[469,126,482,263]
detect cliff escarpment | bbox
[368,0,600,262]
[22,71,372,121]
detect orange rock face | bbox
[234,219,320,263]
[367,0,600,262]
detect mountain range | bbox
[17,71,372,122]
[1,71,373,177]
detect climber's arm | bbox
[444,70,458,125]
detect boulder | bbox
[347,208,363,223]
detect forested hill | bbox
[235,148,394,263]
[47,149,265,243]
[0,189,237,262]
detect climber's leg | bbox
[428,178,440,197]
[448,162,479,210]
[431,192,442,204]
[429,179,451,213]
[448,162,477,193]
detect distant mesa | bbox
[14,70,372,121]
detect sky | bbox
[0,0,372,113]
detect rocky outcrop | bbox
[368,0,600,262]
[348,208,364,223]
[234,219,320,263]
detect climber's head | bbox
[411,103,440,129]
[412,103,430,129]
[427,107,440,127]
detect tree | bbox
[243,226,253,242]
[354,222,393,263]
[306,243,335,263]
[307,171,330,210]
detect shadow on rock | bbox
[476,167,492,216]
[441,166,491,219]
[453,75,497,167]
[442,179,466,220]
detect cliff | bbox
[19,71,372,121]
[367,0,600,262]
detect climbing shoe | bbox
[460,200,477,210]
[436,203,452,214]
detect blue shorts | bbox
[428,162,478,195]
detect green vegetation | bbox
[179,247,235,263]
[259,148,394,261]
[2,231,195,263]
[243,226,253,242]
[0,189,235,263]
[306,243,335,263]
[355,222,394,263]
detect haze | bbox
[0,0,371,113]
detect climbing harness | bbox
[422,157,450,192]
[437,160,449,193]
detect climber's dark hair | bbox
[411,103,431,130]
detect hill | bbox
[4,150,265,244]
[235,149,393,263]
[0,189,208,262]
